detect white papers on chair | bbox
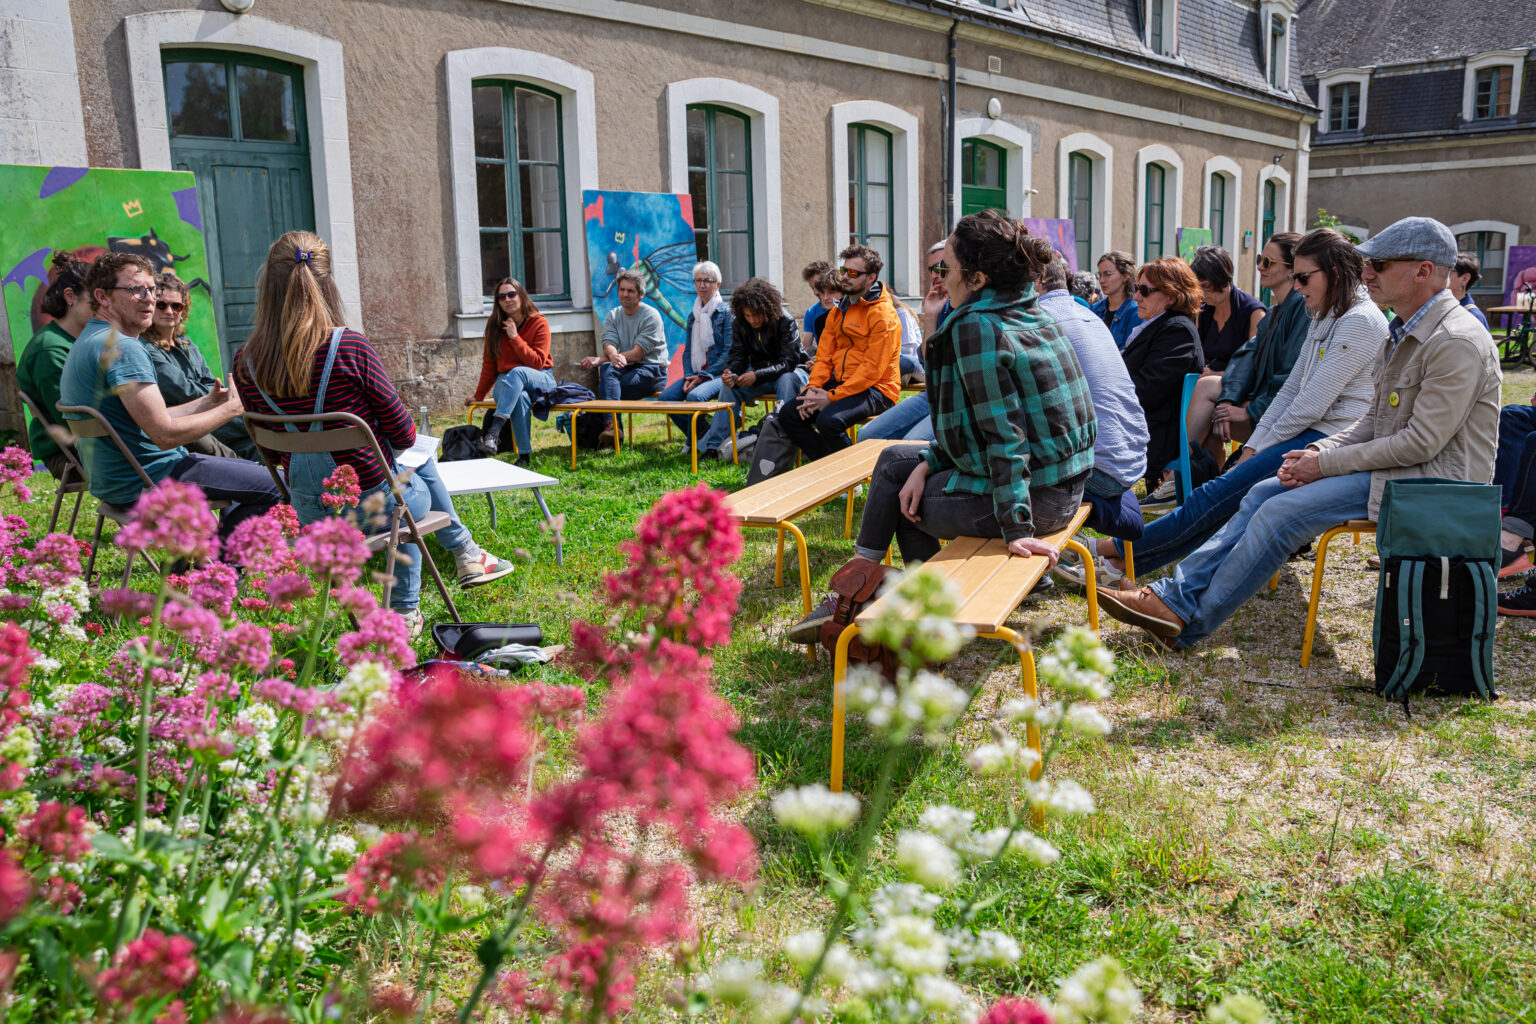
[397,434,439,468]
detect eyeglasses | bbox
[107,285,153,300]
[1291,270,1317,287]
[495,290,517,301]
[838,265,870,278]
[1133,283,1158,298]
[928,260,950,277]
[1257,255,1291,270]
[154,300,185,313]
[693,277,718,285]
[1366,258,1414,273]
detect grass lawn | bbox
[33,367,1536,1023]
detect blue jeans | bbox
[899,353,921,376]
[166,452,282,542]
[658,375,725,443]
[699,372,804,451]
[1151,471,1372,648]
[290,455,472,612]
[1496,404,1536,508]
[862,392,933,442]
[598,362,665,401]
[491,366,557,454]
[1083,467,1130,500]
[1113,430,1326,575]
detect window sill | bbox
[454,306,596,339]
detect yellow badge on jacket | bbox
[1389,391,1400,407]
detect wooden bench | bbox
[828,503,1098,792]
[724,439,908,622]
[548,400,738,474]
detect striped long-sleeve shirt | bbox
[920,286,1096,540]
[234,329,415,490]
[1244,293,1388,455]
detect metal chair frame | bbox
[18,389,90,535]
[241,409,461,621]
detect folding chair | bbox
[18,389,89,535]
[242,410,461,621]
[56,403,231,586]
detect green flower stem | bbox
[133,579,172,851]
[456,845,557,1024]
[186,772,216,891]
[411,877,453,1024]
[297,578,333,689]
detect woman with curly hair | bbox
[694,276,806,458]
[1123,257,1205,496]
[142,271,260,461]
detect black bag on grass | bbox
[1372,479,1500,704]
[439,424,485,462]
[745,412,798,484]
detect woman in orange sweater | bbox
[468,277,554,466]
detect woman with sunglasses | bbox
[142,272,261,462]
[468,277,553,466]
[1076,229,1385,586]
[1122,258,1206,497]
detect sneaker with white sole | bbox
[401,608,425,639]
[1148,478,1177,502]
[786,593,838,644]
[1052,548,1125,588]
[455,549,516,587]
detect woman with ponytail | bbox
[787,212,1097,642]
[18,253,92,479]
[234,231,512,633]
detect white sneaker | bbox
[1148,478,1178,502]
[1052,548,1125,588]
[455,549,516,587]
[401,608,426,639]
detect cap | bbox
[1355,217,1457,266]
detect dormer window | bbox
[1316,69,1370,136]
[1145,0,1177,57]
[1463,51,1526,123]
[1260,1,1296,91]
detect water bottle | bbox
[419,406,429,433]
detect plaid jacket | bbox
[919,286,1096,540]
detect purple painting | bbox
[1505,245,1536,308]
[1023,217,1077,273]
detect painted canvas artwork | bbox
[581,190,698,382]
[1504,246,1536,309]
[1177,227,1212,261]
[1022,217,1077,273]
[0,165,220,375]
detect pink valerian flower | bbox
[93,928,199,1005]
[976,997,1056,1024]
[543,936,640,1019]
[293,516,370,584]
[0,845,29,924]
[490,970,557,1018]
[181,562,238,617]
[602,484,743,648]
[205,622,273,675]
[153,1001,188,1024]
[225,513,295,578]
[0,445,34,503]
[0,622,32,728]
[98,588,155,620]
[333,584,379,618]
[23,802,91,861]
[320,463,362,511]
[334,667,584,822]
[262,572,315,609]
[335,608,416,670]
[366,983,421,1021]
[40,875,84,914]
[254,677,341,720]
[161,601,223,652]
[271,504,300,538]
[340,831,444,915]
[19,533,87,589]
[115,480,219,563]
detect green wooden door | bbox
[960,139,1007,217]
[164,51,315,362]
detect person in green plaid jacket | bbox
[788,211,1096,643]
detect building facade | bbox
[2,0,1315,418]
[1299,0,1536,317]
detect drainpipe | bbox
[944,20,958,233]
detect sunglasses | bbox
[155,299,185,313]
[1257,255,1291,270]
[928,260,950,277]
[107,285,153,300]
[1366,258,1415,273]
[1133,283,1158,298]
[496,290,517,301]
[838,265,870,278]
[1290,270,1318,287]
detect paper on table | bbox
[396,433,439,468]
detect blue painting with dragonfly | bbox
[582,190,698,377]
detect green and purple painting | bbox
[582,190,698,383]
[1176,227,1213,261]
[0,164,221,374]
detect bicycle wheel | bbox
[1498,329,1533,369]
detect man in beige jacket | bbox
[1099,217,1501,649]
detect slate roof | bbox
[1296,0,1536,74]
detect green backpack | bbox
[1372,479,1501,705]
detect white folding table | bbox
[432,458,564,566]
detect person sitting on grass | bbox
[1075,228,1387,586]
[694,277,806,459]
[658,261,733,455]
[578,268,668,449]
[234,231,512,637]
[788,212,1096,643]
[468,276,553,467]
[143,271,261,463]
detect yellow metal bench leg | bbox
[781,519,815,665]
[986,625,1043,826]
[1063,537,1099,632]
[830,624,859,792]
[690,412,702,474]
[570,411,580,471]
[774,528,785,587]
[1269,572,1279,591]
[730,408,739,465]
[844,487,856,540]
[1122,540,1135,586]
[1301,525,1350,668]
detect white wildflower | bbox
[864,913,949,977]
[1205,992,1274,1024]
[918,804,976,844]
[771,784,860,838]
[957,826,1011,862]
[455,885,486,909]
[0,725,36,767]
[783,929,825,970]
[1063,704,1113,737]
[1028,778,1096,816]
[842,666,897,731]
[869,883,942,920]
[750,982,803,1024]
[966,736,1041,777]
[897,671,969,741]
[998,697,1064,727]
[1049,956,1143,1024]
[821,943,859,986]
[703,958,761,1003]
[336,660,393,714]
[1006,830,1061,867]
[895,831,961,891]
[914,974,972,1017]
[948,928,1021,969]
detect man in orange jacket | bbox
[779,243,903,460]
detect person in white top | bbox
[657,261,733,449]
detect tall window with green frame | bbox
[687,105,753,291]
[960,139,1007,217]
[1143,163,1165,262]
[1208,173,1226,251]
[1268,14,1287,88]
[473,82,568,301]
[1260,180,1278,303]
[1473,66,1512,119]
[1455,230,1506,293]
[847,124,893,270]
[1068,153,1094,271]
[1149,0,1164,52]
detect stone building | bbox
[1299,0,1536,318]
[3,0,1316,416]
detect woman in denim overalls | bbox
[234,231,512,634]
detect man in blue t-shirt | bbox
[58,253,279,543]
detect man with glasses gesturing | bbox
[778,244,903,461]
[862,241,949,443]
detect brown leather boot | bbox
[1098,586,1186,642]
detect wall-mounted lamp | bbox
[987,97,1002,119]
[221,0,255,12]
